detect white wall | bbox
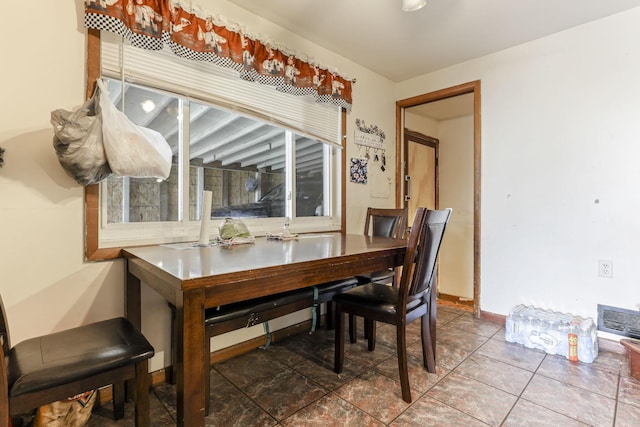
[404,110,438,136]
[397,7,640,321]
[0,0,396,370]
[0,1,128,340]
[439,115,474,299]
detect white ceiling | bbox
[228,0,640,82]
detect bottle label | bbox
[568,333,578,362]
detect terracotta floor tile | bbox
[476,337,546,372]
[335,370,411,424]
[427,372,517,426]
[281,394,384,427]
[454,353,533,396]
[502,399,589,426]
[537,353,619,398]
[389,395,488,426]
[86,304,633,427]
[242,368,327,421]
[521,375,615,426]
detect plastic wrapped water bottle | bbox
[504,304,598,363]
[506,305,525,343]
[556,320,570,358]
[578,318,598,363]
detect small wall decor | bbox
[350,157,368,184]
[354,119,387,172]
[0,146,5,168]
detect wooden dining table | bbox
[123,232,407,426]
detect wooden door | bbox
[404,130,438,226]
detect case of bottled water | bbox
[505,305,598,363]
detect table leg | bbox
[125,265,142,330]
[125,266,142,402]
[175,289,206,427]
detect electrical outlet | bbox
[599,260,613,278]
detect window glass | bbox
[295,138,325,217]
[102,78,335,231]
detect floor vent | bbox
[598,304,640,339]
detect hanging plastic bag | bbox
[97,79,172,179]
[50,87,112,186]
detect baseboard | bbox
[479,310,506,326]
[438,293,474,308]
[210,317,316,364]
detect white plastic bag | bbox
[50,87,112,185]
[97,79,172,179]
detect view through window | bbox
[102,78,332,227]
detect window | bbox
[92,33,343,252]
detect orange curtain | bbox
[84,0,352,110]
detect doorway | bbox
[396,81,481,316]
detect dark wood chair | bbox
[0,293,154,427]
[356,207,408,286]
[334,207,452,403]
[345,207,407,343]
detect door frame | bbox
[395,80,481,316]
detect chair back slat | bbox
[1,336,8,427]
[364,207,408,239]
[398,208,452,302]
[1,294,10,425]
[0,293,9,353]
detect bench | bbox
[168,277,359,414]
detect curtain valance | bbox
[84,0,352,110]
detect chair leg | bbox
[421,314,436,373]
[430,308,437,360]
[134,359,150,427]
[334,306,345,374]
[324,301,333,329]
[169,305,177,385]
[348,314,357,344]
[396,324,411,403]
[204,334,211,416]
[365,318,376,351]
[430,279,438,355]
[112,382,126,420]
[364,317,370,340]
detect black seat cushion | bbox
[7,317,154,397]
[333,283,422,316]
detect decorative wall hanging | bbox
[350,157,368,184]
[354,119,387,172]
[84,0,352,110]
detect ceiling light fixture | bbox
[402,0,426,12]
[140,99,156,113]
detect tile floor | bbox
[87,304,640,426]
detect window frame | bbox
[85,29,347,261]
